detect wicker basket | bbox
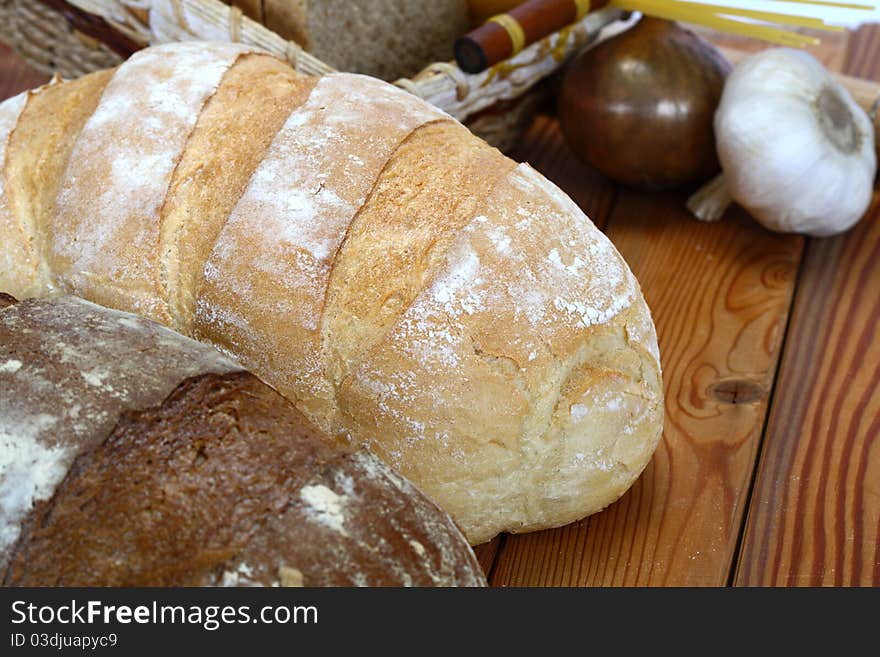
[0,0,629,150]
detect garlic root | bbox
[686,173,732,222]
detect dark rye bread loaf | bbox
[0,295,485,586]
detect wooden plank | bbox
[0,43,50,100]
[734,24,880,587]
[492,196,803,585]
[474,537,502,576]
[489,26,856,587]
[842,21,880,81]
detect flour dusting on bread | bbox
[51,42,254,321]
[196,73,447,424]
[0,92,32,298]
[0,42,663,546]
[0,413,70,561]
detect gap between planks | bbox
[733,23,880,587]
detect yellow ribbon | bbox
[574,0,592,20]
[487,13,527,56]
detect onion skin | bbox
[559,17,731,190]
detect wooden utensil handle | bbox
[455,0,612,73]
[720,46,880,157]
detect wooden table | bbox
[1,25,878,587]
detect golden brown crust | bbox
[335,164,663,542]
[323,120,516,388]
[0,43,664,545]
[0,91,31,300]
[192,73,448,425]
[3,71,114,300]
[162,54,316,332]
[48,43,256,323]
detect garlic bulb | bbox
[687,48,876,237]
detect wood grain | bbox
[734,25,880,587]
[488,27,863,587]
[843,22,880,81]
[492,196,803,585]
[0,44,50,100]
[474,537,503,576]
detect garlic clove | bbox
[690,47,876,237]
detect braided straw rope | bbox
[1,0,627,138]
[145,0,335,76]
[466,80,555,153]
[0,0,122,79]
[394,6,627,122]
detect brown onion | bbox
[558,17,731,190]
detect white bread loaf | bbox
[0,42,664,545]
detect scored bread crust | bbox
[193,72,450,423]
[2,70,115,301]
[338,164,663,542]
[0,43,664,544]
[0,92,31,299]
[161,53,318,332]
[50,41,257,324]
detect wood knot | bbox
[709,379,764,404]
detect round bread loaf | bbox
[0,295,485,586]
[255,0,471,80]
[0,42,664,545]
